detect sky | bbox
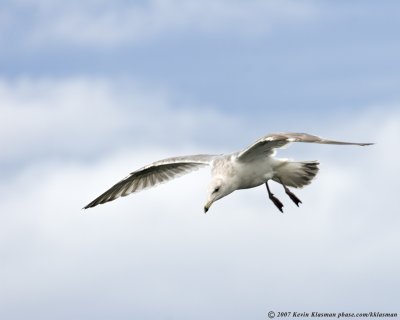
[1,0,399,319]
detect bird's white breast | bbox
[212,155,275,190]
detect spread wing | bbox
[84,154,217,209]
[237,132,373,162]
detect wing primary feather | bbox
[83,154,216,209]
[238,132,373,162]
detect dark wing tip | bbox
[352,142,374,146]
[82,202,96,210]
[83,196,108,209]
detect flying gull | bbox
[84,132,372,213]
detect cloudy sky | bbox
[1,1,399,319]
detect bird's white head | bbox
[204,177,233,213]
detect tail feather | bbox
[272,160,319,188]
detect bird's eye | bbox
[213,187,220,194]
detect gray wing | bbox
[84,154,217,209]
[237,132,373,162]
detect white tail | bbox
[273,161,319,188]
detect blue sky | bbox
[2,0,400,118]
[1,1,399,319]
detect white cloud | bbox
[0,74,399,318]
[0,76,238,166]
[3,0,318,47]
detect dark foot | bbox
[277,178,302,207]
[266,181,284,213]
[285,189,302,207]
[269,194,284,213]
[282,185,302,207]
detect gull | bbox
[84,132,372,213]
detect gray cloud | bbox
[0,76,238,168]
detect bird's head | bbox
[204,177,233,213]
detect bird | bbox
[83,132,373,213]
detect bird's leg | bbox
[278,178,302,207]
[265,181,284,213]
